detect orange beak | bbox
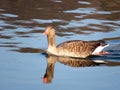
[43,31,48,35]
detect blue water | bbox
[0,0,120,90]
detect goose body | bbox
[43,26,109,58]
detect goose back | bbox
[57,40,106,58]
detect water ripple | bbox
[1,13,18,18]
[78,1,91,5]
[31,19,63,24]
[63,8,96,14]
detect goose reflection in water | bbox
[43,54,120,84]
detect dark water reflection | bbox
[43,54,120,84]
[0,0,120,90]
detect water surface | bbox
[0,0,120,90]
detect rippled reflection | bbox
[43,54,120,84]
[0,0,120,51]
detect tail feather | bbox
[98,40,108,46]
[92,44,109,55]
[93,60,106,64]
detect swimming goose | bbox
[43,26,109,58]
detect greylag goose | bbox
[43,26,109,58]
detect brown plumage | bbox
[43,26,109,58]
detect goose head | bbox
[43,26,55,36]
